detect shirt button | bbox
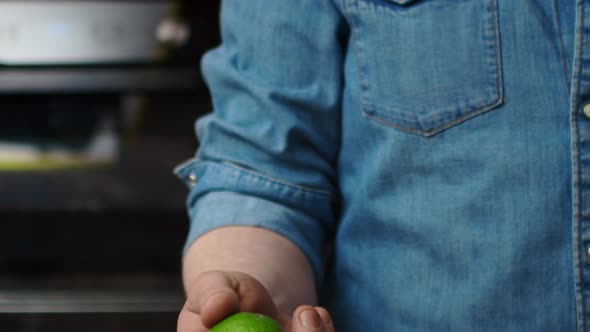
[583,103,590,119]
[188,173,197,187]
[587,246,590,258]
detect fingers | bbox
[314,307,334,332]
[291,306,334,332]
[177,303,207,332]
[184,271,279,328]
[186,271,239,328]
[180,271,335,332]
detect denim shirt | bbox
[174,0,590,330]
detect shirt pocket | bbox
[343,0,503,137]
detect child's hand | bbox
[177,271,334,332]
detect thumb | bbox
[185,271,280,328]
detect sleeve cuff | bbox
[174,158,336,287]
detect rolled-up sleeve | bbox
[175,0,347,285]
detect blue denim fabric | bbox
[174,0,590,330]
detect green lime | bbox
[210,312,283,332]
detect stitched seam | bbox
[217,160,332,196]
[346,1,376,131]
[363,97,502,136]
[363,95,499,123]
[360,0,417,13]
[491,0,504,109]
[552,0,572,92]
[571,0,584,330]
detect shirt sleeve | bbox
[175,0,347,286]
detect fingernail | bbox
[299,309,321,328]
[315,307,332,325]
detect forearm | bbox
[182,226,317,315]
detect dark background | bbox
[0,1,221,330]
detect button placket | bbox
[572,1,590,329]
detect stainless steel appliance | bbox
[0,0,219,93]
